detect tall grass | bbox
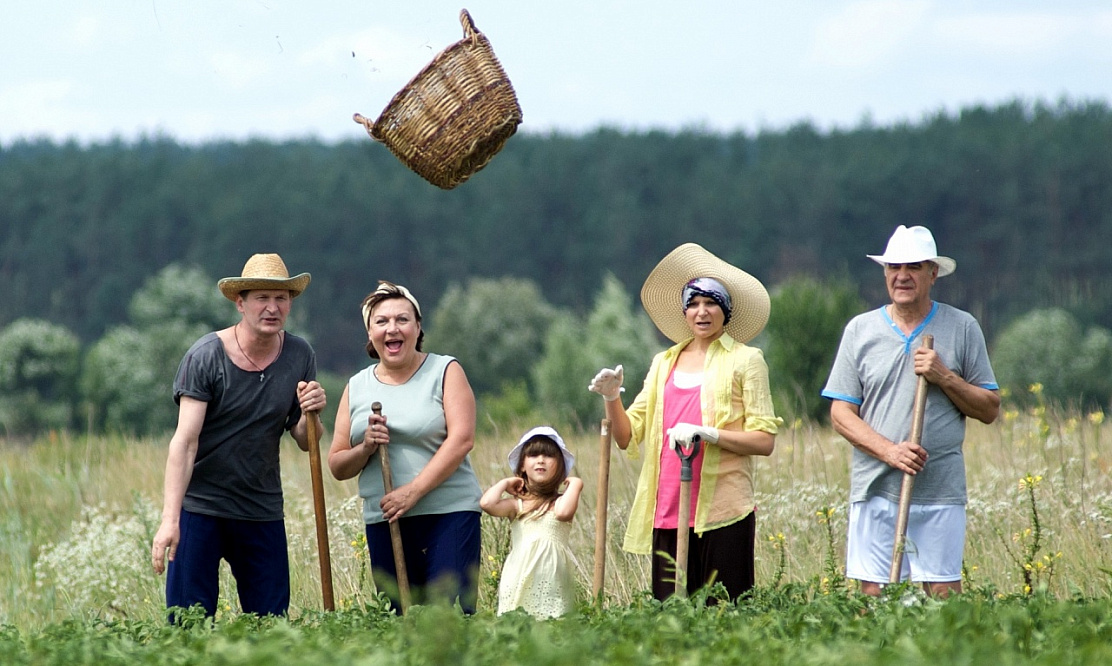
[3,400,1111,631]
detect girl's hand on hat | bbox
[588,365,625,401]
[505,477,525,497]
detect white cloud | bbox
[66,15,102,47]
[206,51,275,89]
[0,80,74,127]
[934,12,1081,56]
[806,0,931,70]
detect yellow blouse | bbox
[622,333,783,555]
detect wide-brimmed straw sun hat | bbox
[217,253,311,301]
[507,426,575,474]
[866,225,956,277]
[640,243,770,344]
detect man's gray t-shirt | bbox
[822,302,998,505]
[174,331,316,521]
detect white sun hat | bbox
[866,225,956,277]
[507,426,575,473]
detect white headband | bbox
[361,282,422,331]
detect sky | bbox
[2,1,1111,145]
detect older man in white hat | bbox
[822,225,1000,598]
[151,253,327,618]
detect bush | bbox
[80,264,228,436]
[424,277,557,398]
[992,308,1112,409]
[533,274,660,428]
[0,318,81,436]
[764,277,865,423]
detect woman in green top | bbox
[329,281,482,613]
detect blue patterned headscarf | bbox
[682,277,733,326]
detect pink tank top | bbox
[654,367,704,529]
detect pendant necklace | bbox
[234,324,283,382]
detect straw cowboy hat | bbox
[640,243,770,344]
[217,253,311,301]
[866,225,956,277]
[507,426,575,474]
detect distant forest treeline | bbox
[2,99,1110,375]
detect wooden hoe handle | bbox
[888,335,934,584]
[593,418,612,601]
[306,411,335,611]
[372,401,412,613]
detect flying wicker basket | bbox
[353,9,523,189]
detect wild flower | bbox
[33,497,163,619]
[999,472,1056,595]
[766,533,787,587]
[815,506,845,592]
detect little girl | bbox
[480,426,583,618]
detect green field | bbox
[2,401,1112,663]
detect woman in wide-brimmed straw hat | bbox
[589,243,783,601]
[152,252,326,619]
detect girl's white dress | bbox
[497,500,577,618]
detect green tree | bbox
[0,318,81,436]
[533,274,661,428]
[81,326,164,434]
[424,277,557,398]
[764,277,865,423]
[127,263,230,331]
[81,264,227,435]
[992,308,1112,409]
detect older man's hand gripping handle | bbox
[889,335,934,584]
[373,401,412,613]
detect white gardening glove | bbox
[667,423,719,450]
[588,365,625,402]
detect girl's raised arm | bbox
[553,477,584,522]
[480,477,523,518]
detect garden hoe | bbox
[306,411,335,611]
[372,402,412,613]
[888,335,934,584]
[674,434,702,597]
[593,418,612,603]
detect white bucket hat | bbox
[507,426,575,474]
[867,225,956,277]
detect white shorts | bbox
[846,495,965,583]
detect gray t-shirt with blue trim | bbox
[822,302,998,505]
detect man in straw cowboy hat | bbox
[151,253,327,618]
[589,243,783,601]
[822,225,999,598]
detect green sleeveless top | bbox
[348,353,481,524]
